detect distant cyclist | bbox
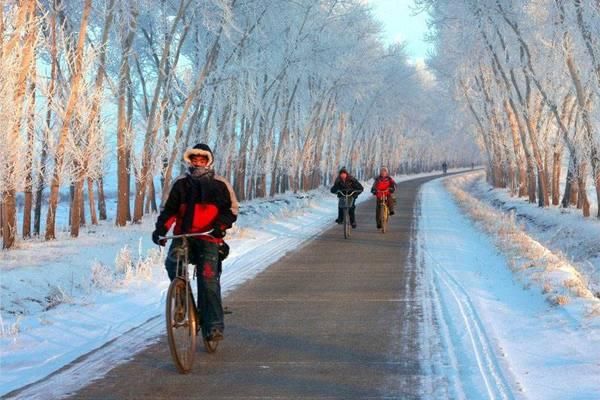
[152,143,238,343]
[331,167,363,228]
[371,167,396,229]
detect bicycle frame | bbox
[337,191,358,239]
[376,190,390,233]
[161,231,214,323]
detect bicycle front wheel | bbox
[344,208,350,239]
[381,204,389,233]
[166,278,197,373]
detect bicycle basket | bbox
[338,196,355,208]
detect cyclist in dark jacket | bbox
[152,143,238,342]
[330,167,363,228]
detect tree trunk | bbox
[34,6,58,237]
[271,79,300,197]
[23,78,36,238]
[2,2,37,248]
[45,0,92,240]
[116,3,136,226]
[96,178,107,221]
[2,192,17,249]
[552,150,562,206]
[503,100,527,197]
[70,179,84,237]
[577,165,590,217]
[87,178,98,225]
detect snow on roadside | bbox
[465,172,600,298]
[418,176,600,400]
[445,173,600,316]
[0,170,458,398]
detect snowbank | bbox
[463,172,600,302]
[418,177,600,399]
[445,173,600,315]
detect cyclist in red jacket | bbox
[371,167,396,229]
[152,143,238,343]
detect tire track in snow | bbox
[423,246,515,400]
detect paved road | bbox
[67,175,443,399]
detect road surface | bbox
[66,175,443,399]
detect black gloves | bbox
[152,230,166,246]
[211,225,226,239]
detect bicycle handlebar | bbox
[159,230,214,241]
[336,190,360,197]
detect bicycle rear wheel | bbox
[166,278,197,373]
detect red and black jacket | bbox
[155,172,238,243]
[371,176,396,199]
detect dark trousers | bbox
[165,238,224,337]
[338,206,356,224]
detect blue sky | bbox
[369,0,433,60]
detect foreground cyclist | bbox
[371,167,396,229]
[152,143,238,343]
[330,167,363,228]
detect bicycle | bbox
[376,190,390,234]
[337,190,359,239]
[160,231,220,374]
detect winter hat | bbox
[339,167,349,175]
[183,143,214,167]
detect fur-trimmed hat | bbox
[183,143,214,167]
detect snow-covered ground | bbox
[0,170,461,399]
[464,171,600,298]
[418,176,600,399]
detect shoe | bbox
[377,224,382,229]
[351,223,357,229]
[335,218,342,224]
[390,210,395,215]
[206,328,224,342]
